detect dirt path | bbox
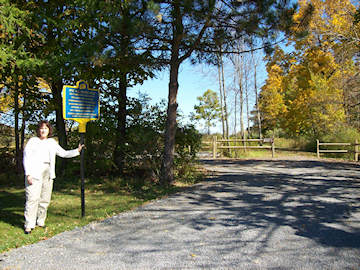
[1,158,360,269]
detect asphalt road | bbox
[1,158,360,270]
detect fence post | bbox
[355,139,358,162]
[271,138,275,158]
[212,136,217,159]
[317,139,320,158]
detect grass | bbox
[1,135,353,254]
[0,169,205,253]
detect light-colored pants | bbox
[24,164,53,229]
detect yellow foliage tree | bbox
[259,64,287,132]
[260,0,357,138]
[293,0,357,49]
[0,88,12,113]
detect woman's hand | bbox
[78,144,85,153]
[26,175,33,185]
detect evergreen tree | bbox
[0,0,43,172]
[151,0,296,184]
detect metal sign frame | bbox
[62,80,100,217]
[62,80,100,132]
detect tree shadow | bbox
[193,158,360,249]
[14,158,359,269]
[0,190,25,229]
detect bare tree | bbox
[252,50,262,139]
[230,41,245,141]
[217,53,226,138]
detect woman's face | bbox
[39,124,49,139]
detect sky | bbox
[130,61,220,117]
[129,54,268,134]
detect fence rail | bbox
[206,137,275,158]
[203,138,360,161]
[316,139,359,161]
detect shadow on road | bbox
[191,159,360,249]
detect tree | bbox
[259,0,357,138]
[153,0,296,184]
[0,0,43,172]
[192,89,221,135]
[10,0,159,176]
[88,0,160,174]
[230,41,246,140]
[252,49,262,139]
[16,0,88,150]
[258,64,287,134]
[217,48,229,139]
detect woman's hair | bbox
[36,120,53,137]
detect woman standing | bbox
[23,120,84,234]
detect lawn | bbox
[0,174,202,253]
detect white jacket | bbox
[23,137,80,180]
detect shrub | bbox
[174,124,202,179]
[65,96,202,184]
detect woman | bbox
[23,120,84,234]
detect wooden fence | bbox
[203,137,275,158]
[316,139,359,161]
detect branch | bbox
[178,19,212,63]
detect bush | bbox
[64,96,202,185]
[174,125,202,179]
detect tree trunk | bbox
[113,73,127,174]
[234,78,237,136]
[252,50,262,139]
[14,80,22,174]
[51,80,68,176]
[161,61,180,184]
[245,69,250,138]
[217,54,226,138]
[238,57,245,141]
[51,80,68,148]
[20,93,26,162]
[220,52,229,139]
[239,79,245,141]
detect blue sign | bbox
[63,81,99,120]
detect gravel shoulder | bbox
[1,157,360,270]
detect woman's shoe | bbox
[24,228,32,234]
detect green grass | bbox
[0,172,204,253]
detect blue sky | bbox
[129,54,268,134]
[130,61,220,119]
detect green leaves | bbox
[0,0,41,70]
[193,89,221,134]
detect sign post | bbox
[62,80,100,217]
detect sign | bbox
[62,80,100,133]
[62,80,100,217]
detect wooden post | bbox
[317,139,320,158]
[355,139,358,162]
[212,136,217,159]
[271,138,275,158]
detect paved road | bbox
[1,158,360,270]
